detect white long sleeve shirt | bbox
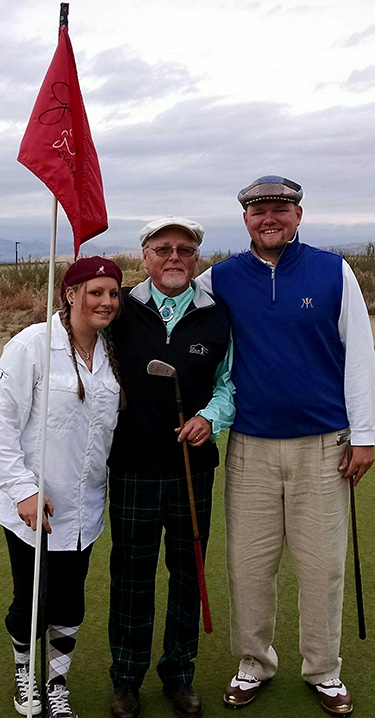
[0,312,120,550]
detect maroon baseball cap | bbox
[61,256,122,300]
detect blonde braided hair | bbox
[101,326,126,410]
[61,297,86,402]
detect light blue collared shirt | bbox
[150,282,235,440]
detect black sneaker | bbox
[14,664,42,716]
[47,683,76,718]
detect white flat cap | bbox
[139,216,205,247]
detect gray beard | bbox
[161,272,188,289]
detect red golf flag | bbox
[18,24,108,257]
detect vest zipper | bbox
[164,304,201,344]
[271,266,276,302]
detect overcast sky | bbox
[1,0,375,256]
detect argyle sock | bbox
[48,625,79,686]
[12,636,31,666]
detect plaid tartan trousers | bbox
[109,469,214,689]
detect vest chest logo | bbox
[301,297,313,309]
[190,343,209,356]
[0,368,8,379]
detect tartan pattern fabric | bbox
[109,469,214,689]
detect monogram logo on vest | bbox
[190,343,209,356]
[301,297,313,309]
[0,368,9,379]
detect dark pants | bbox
[4,528,93,643]
[109,470,214,690]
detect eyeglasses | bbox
[148,245,197,258]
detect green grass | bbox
[1,434,374,717]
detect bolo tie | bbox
[159,297,176,323]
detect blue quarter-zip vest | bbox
[212,235,348,438]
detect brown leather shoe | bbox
[309,679,353,715]
[223,671,269,707]
[163,684,202,718]
[111,686,141,718]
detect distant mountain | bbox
[0,238,53,263]
[0,238,139,264]
[325,242,373,256]
[1,237,373,264]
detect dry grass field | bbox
[0,248,374,353]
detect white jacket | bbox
[0,312,120,550]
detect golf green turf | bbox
[0,433,374,717]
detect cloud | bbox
[4,92,374,242]
[262,2,317,17]
[265,4,283,15]
[86,47,200,106]
[1,0,375,255]
[0,39,55,124]
[340,23,375,47]
[342,65,375,93]
[0,34,199,130]
[93,97,375,216]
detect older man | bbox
[108,217,235,718]
[197,176,375,716]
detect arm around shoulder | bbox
[195,267,213,294]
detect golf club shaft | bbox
[176,390,213,633]
[175,377,201,539]
[179,424,213,632]
[178,413,200,539]
[146,361,213,633]
[349,477,366,640]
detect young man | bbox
[108,217,235,718]
[197,176,375,716]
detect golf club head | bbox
[147,359,177,378]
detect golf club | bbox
[349,477,366,639]
[147,359,213,633]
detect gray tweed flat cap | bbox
[238,175,303,208]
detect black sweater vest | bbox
[108,292,231,474]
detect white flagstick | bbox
[27,196,58,718]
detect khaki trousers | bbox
[225,430,350,684]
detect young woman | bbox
[0,256,123,718]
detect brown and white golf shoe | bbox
[309,678,353,715]
[223,670,269,707]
